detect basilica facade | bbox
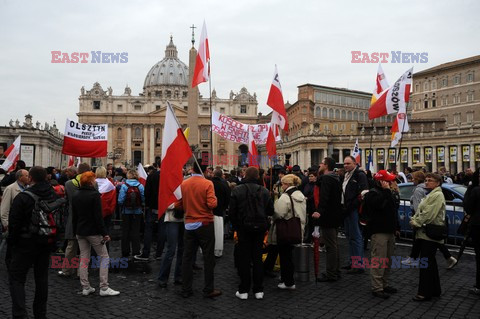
[77,37,258,169]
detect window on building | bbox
[467,112,474,123]
[453,95,460,104]
[453,113,461,124]
[341,96,346,105]
[333,124,338,131]
[415,84,419,92]
[93,101,100,110]
[454,75,460,85]
[431,80,437,90]
[156,105,161,111]
[341,124,345,131]
[335,109,340,119]
[335,95,341,105]
[134,105,142,111]
[182,91,188,98]
[341,110,346,120]
[220,107,225,113]
[354,112,358,121]
[155,91,162,97]
[441,78,447,87]
[347,111,352,120]
[467,73,474,83]
[240,105,247,114]
[134,127,142,138]
[201,128,209,140]
[432,99,436,107]
[324,124,329,132]
[424,100,428,109]
[346,97,352,106]
[320,92,327,102]
[467,92,474,102]
[155,129,161,140]
[202,107,209,112]
[329,109,334,119]
[166,90,171,98]
[117,104,122,111]
[315,106,321,117]
[328,94,334,104]
[423,82,429,91]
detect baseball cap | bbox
[374,170,396,182]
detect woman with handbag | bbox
[270,174,306,290]
[409,173,446,301]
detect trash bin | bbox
[293,243,311,282]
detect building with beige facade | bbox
[0,114,65,168]
[77,37,258,169]
[265,55,480,174]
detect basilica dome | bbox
[143,37,189,89]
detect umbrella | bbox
[312,226,320,284]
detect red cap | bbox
[374,170,396,182]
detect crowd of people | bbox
[1,158,479,318]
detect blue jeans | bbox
[142,209,166,258]
[344,209,364,267]
[158,222,184,283]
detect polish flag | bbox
[68,156,75,167]
[0,135,21,172]
[62,119,108,158]
[191,21,210,88]
[370,64,389,105]
[267,65,289,131]
[96,178,116,217]
[248,126,259,167]
[137,163,148,186]
[351,138,361,163]
[369,67,413,120]
[158,102,193,216]
[266,123,278,158]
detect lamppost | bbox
[107,147,123,165]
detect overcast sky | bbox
[1,0,478,128]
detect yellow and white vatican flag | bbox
[370,63,389,105]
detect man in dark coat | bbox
[8,166,59,318]
[312,157,343,282]
[211,169,231,257]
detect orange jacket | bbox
[176,176,217,224]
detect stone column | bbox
[457,144,463,174]
[432,146,437,173]
[420,146,425,164]
[372,148,378,173]
[143,126,148,165]
[407,147,412,168]
[444,146,450,171]
[305,149,311,170]
[150,125,155,165]
[339,149,344,163]
[126,124,132,164]
[107,125,113,155]
[470,144,475,169]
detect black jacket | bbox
[315,173,343,228]
[342,167,368,213]
[8,181,58,245]
[464,185,480,226]
[144,170,159,209]
[303,181,316,215]
[212,176,231,217]
[229,180,274,231]
[364,187,400,234]
[72,186,107,236]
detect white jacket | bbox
[268,186,307,245]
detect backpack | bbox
[124,183,142,208]
[24,191,66,241]
[242,184,268,232]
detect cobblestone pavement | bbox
[1,237,479,319]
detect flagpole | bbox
[208,61,214,167]
[395,101,410,169]
[167,101,205,178]
[368,120,374,171]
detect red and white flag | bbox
[137,163,147,186]
[391,107,410,147]
[371,63,389,105]
[96,178,116,217]
[266,123,278,158]
[62,119,108,158]
[248,126,259,167]
[158,102,193,217]
[369,67,413,120]
[191,21,210,88]
[267,65,289,131]
[1,135,21,172]
[67,156,80,167]
[351,138,361,163]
